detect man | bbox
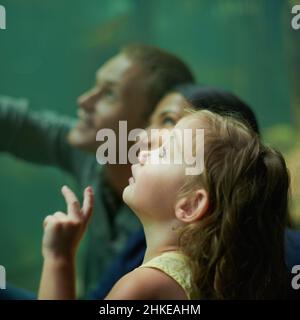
[0,44,195,294]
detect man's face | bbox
[68,54,149,152]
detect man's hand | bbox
[42,185,94,260]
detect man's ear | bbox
[175,189,209,223]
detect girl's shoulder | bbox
[139,251,197,299]
[105,265,187,300]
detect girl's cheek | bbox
[138,169,159,187]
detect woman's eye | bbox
[162,116,176,126]
[103,88,116,99]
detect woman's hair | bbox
[174,84,260,134]
[178,110,290,299]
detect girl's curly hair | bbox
[179,110,290,299]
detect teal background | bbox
[0,0,299,291]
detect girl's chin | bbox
[122,186,132,205]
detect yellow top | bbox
[139,251,199,300]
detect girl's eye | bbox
[159,146,167,158]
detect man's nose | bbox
[77,88,100,112]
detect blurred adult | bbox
[0,44,195,294]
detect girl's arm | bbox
[39,254,76,300]
[38,186,94,300]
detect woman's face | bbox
[140,92,187,150]
[149,92,186,129]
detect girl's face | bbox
[123,116,199,222]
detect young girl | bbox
[38,109,290,299]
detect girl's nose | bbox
[140,127,170,151]
[138,149,149,165]
[138,130,150,152]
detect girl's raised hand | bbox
[42,186,94,260]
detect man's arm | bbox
[0,95,86,176]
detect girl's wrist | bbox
[43,250,75,265]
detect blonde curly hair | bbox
[178,110,290,299]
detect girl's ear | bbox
[175,189,209,223]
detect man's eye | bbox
[103,88,116,98]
